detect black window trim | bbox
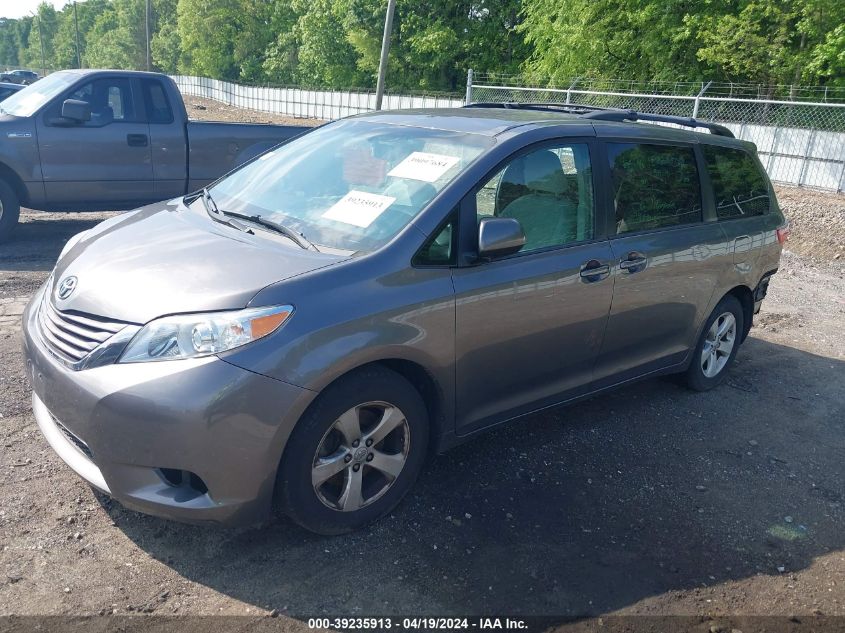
[598,137,708,239]
[456,135,606,266]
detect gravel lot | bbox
[0,155,843,629]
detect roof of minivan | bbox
[355,107,750,148]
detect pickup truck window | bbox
[141,79,174,124]
[47,77,136,126]
[209,120,493,254]
[0,71,77,117]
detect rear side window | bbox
[142,80,174,124]
[607,143,702,234]
[702,145,770,219]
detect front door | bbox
[37,76,154,208]
[452,140,614,433]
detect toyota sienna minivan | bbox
[23,104,786,534]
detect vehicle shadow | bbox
[0,210,119,272]
[102,337,845,618]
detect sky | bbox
[2,0,79,20]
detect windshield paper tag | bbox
[388,152,460,183]
[322,191,396,228]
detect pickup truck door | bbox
[36,76,154,208]
[141,77,188,200]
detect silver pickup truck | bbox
[0,69,310,242]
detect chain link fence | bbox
[468,74,845,193]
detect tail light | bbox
[776,225,790,245]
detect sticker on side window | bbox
[322,191,396,228]
[388,152,460,183]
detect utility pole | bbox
[33,12,46,75]
[73,1,81,68]
[145,0,151,71]
[374,0,396,111]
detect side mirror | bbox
[60,99,91,123]
[478,217,526,259]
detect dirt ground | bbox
[183,95,325,127]
[0,176,843,629]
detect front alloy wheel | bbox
[312,402,410,511]
[277,366,429,535]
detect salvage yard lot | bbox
[0,174,843,622]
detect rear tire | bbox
[0,179,21,244]
[683,295,744,392]
[276,366,429,535]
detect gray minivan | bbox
[22,105,786,534]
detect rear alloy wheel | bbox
[0,179,21,244]
[278,366,429,535]
[683,294,744,391]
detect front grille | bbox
[37,292,129,364]
[52,415,94,460]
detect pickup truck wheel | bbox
[276,366,429,535]
[0,180,21,244]
[683,295,744,392]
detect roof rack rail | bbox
[463,101,735,138]
[464,101,611,113]
[580,108,734,138]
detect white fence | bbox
[171,75,464,121]
[171,73,845,193]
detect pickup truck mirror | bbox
[60,99,91,123]
[477,217,526,258]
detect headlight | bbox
[119,305,293,363]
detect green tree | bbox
[84,0,147,70]
[52,0,109,69]
[24,2,59,72]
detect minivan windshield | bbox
[209,119,493,253]
[0,71,78,117]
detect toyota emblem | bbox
[57,276,78,300]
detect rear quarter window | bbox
[702,145,770,219]
[142,79,174,124]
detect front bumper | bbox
[22,286,317,526]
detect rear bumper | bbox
[22,285,317,526]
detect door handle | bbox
[126,133,148,147]
[579,260,610,282]
[619,251,648,273]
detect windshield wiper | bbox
[194,188,318,251]
[223,210,319,252]
[198,187,253,234]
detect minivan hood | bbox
[50,199,344,323]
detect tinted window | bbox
[608,143,701,234]
[142,79,173,123]
[476,143,594,252]
[702,145,770,219]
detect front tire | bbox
[683,295,744,391]
[0,179,21,244]
[277,366,429,535]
